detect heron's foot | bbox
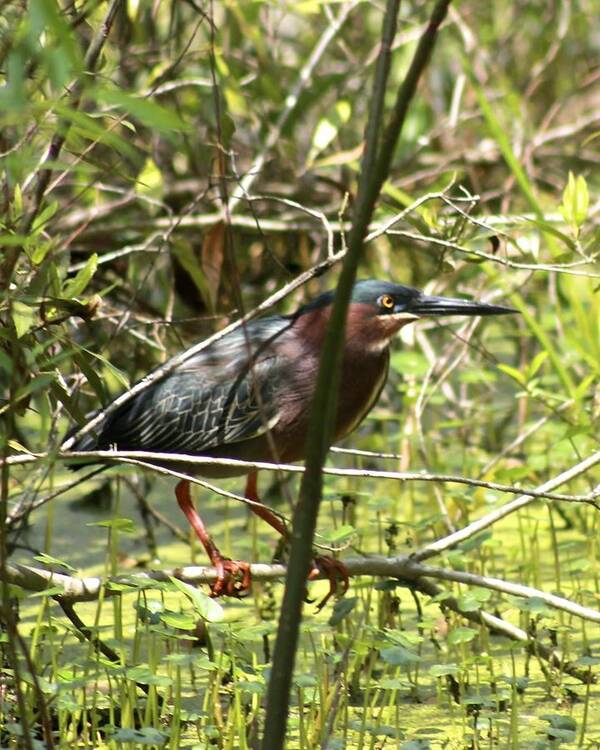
[210,558,252,598]
[308,556,350,611]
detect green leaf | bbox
[575,655,600,666]
[31,201,59,235]
[33,552,76,572]
[54,104,139,160]
[73,350,107,404]
[380,646,421,667]
[62,253,97,298]
[306,100,351,167]
[159,611,197,630]
[527,350,549,379]
[136,158,163,201]
[430,663,460,678]
[13,372,56,402]
[541,714,577,731]
[49,380,87,424]
[560,172,589,234]
[317,524,356,545]
[125,665,172,687]
[99,88,190,133]
[497,363,527,386]
[111,727,169,745]
[12,301,37,338]
[30,240,54,265]
[295,674,318,688]
[88,517,136,534]
[447,626,477,646]
[514,596,553,616]
[329,596,358,626]
[78,345,130,390]
[169,577,224,622]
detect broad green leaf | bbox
[380,646,421,666]
[12,372,56,403]
[159,611,197,630]
[169,577,224,622]
[49,380,87,423]
[78,345,130,389]
[306,101,351,166]
[430,663,460,678]
[125,665,172,687]
[317,524,356,545]
[447,626,477,646]
[55,104,139,160]
[12,301,37,338]
[30,240,54,265]
[73,351,107,403]
[99,88,190,133]
[329,596,358,626]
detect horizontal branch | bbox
[6,554,600,624]
[6,449,600,505]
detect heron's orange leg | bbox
[244,472,288,536]
[245,472,349,609]
[176,480,251,598]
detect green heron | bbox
[69,279,515,599]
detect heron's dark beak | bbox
[406,294,517,318]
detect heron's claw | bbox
[309,556,349,611]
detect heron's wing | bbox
[92,318,291,454]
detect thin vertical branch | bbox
[262,1,454,745]
[261,0,408,746]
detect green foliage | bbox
[1,0,599,747]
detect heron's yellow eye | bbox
[378,294,395,310]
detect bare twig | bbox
[225,2,358,216]
[264,1,452,746]
[6,449,600,508]
[414,450,600,561]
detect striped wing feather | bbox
[82,317,291,454]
